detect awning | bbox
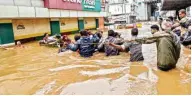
[161,0,191,10]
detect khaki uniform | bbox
[180,17,189,24]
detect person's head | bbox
[63,35,70,41]
[16,41,21,46]
[95,31,102,39]
[113,32,121,38]
[108,30,115,37]
[80,30,88,36]
[151,25,159,34]
[131,28,139,36]
[114,32,118,37]
[179,9,186,18]
[87,30,92,35]
[74,34,81,41]
[63,35,67,39]
[43,33,49,38]
[168,16,174,22]
[162,20,173,32]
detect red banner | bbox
[44,0,82,10]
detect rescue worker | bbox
[107,28,144,61]
[143,24,181,71]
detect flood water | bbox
[0,25,191,95]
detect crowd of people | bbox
[38,9,191,72]
[159,9,191,48]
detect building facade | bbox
[0,0,107,45]
[136,0,160,21]
[160,0,191,19]
[107,0,138,24]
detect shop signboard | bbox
[44,0,101,12]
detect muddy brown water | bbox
[0,27,191,95]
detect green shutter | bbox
[50,21,60,36]
[0,23,14,44]
[96,19,99,28]
[78,20,84,31]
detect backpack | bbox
[104,36,119,56]
[78,37,95,57]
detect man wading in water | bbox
[106,28,144,62]
[71,30,99,57]
[142,24,181,71]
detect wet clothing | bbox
[58,43,75,53]
[97,37,105,52]
[156,37,178,71]
[98,36,124,55]
[173,29,181,36]
[180,17,189,24]
[121,41,144,62]
[71,36,99,57]
[144,32,181,71]
[91,34,100,50]
[180,17,191,28]
[91,34,100,43]
[180,30,191,46]
[39,36,56,45]
[104,36,120,56]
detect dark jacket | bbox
[71,36,99,57]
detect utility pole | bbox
[123,0,127,24]
[124,0,129,24]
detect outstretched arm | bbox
[108,42,124,51]
[143,39,157,44]
[98,39,105,50]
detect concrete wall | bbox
[136,2,148,21]
[0,0,44,7]
[60,18,78,33]
[84,18,96,29]
[0,5,107,18]
[12,18,51,40]
[109,4,124,15]
[0,0,107,18]
[109,4,132,15]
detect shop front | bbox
[0,0,104,45]
[45,0,101,34]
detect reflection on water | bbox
[0,28,191,95]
